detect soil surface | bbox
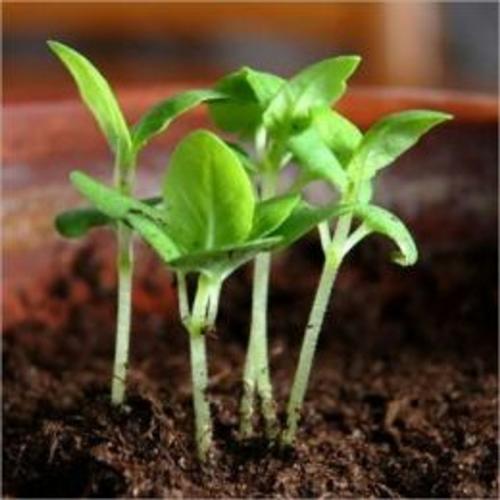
[3,232,498,498]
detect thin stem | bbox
[342,223,371,257]
[318,221,331,254]
[111,223,133,405]
[207,280,221,326]
[186,274,214,461]
[177,272,190,323]
[239,170,278,438]
[111,153,135,406]
[282,213,352,445]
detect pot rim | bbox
[4,84,498,125]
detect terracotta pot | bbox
[3,86,497,324]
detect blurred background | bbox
[3,1,498,103]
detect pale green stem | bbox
[111,153,135,406]
[342,223,371,256]
[239,171,278,438]
[282,213,352,445]
[207,280,221,326]
[318,221,331,253]
[177,272,190,323]
[186,274,215,462]
[111,223,133,405]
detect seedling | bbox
[64,129,344,460]
[208,57,360,437]
[281,106,452,444]
[53,47,452,456]
[49,40,222,405]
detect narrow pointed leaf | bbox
[131,89,225,153]
[348,110,452,181]
[288,127,348,192]
[47,40,131,160]
[312,106,362,166]
[163,130,255,252]
[126,212,180,263]
[354,205,418,266]
[263,56,361,131]
[250,193,301,239]
[70,171,164,223]
[270,201,355,247]
[55,197,162,238]
[209,66,284,135]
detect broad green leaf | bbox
[163,130,255,252]
[70,171,164,223]
[55,197,162,238]
[270,201,355,247]
[263,56,361,131]
[131,89,224,153]
[209,67,284,135]
[250,193,300,239]
[312,106,362,166]
[168,237,282,277]
[348,110,452,181]
[288,126,348,192]
[354,205,418,266]
[48,40,132,161]
[126,212,180,262]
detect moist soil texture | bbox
[3,233,497,498]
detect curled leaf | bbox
[354,204,418,266]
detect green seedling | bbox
[281,107,452,445]
[49,40,223,406]
[64,129,345,460]
[208,57,360,438]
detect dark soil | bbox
[3,232,498,498]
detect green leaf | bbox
[263,56,361,132]
[209,67,284,135]
[55,207,111,238]
[163,130,255,252]
[354,205,418,266]
[348,110,452,181]
[54,197,162,238]
[70,171,164,223]
[250,193,301,239]
[311,106,362,166]
[125,212,180,263]
[270,201,355,247]
[131,89,224,153]
[168,237,282,277]
[288,126,348,192]
[47,40,131,162]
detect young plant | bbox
[281,107,452,445]
[208,56,360,438]
[62,129,343,460]
[49,40,222,406]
